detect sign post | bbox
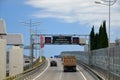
[40,35,44,62]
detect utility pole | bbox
[20,19,40,68]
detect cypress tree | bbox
[98,24,103,49]
[90,26,95,50]
[102,20,108,48]
[89,20,108,50]
[94,33,99,49]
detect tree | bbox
[90,26,95,50]
[89,20,108,50]
[94,33,99,49]
[102,20,108,48]
[98,24,103,49]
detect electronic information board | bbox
[53,36,71,44]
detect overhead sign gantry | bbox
[31,34,89,45]
[30,34,89,68]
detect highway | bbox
[31,58,96,80]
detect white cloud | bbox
[25,0,120,41]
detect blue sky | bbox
[0,0,120,57]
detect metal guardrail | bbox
[4,57,46,80]
[16,59,46,80]
[77,60,105,80]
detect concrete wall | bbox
[9,46,23,76]
[0,19,7,35]
[0,39,6,80]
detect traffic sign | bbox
[45,37,51,44]
[72,37,79,44]
[53,36,71,44]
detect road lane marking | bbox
[77,66,87,80]
[59,62,63,80]
[33,58,50,80]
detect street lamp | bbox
[95,0,117,80]
[20,19,41,67]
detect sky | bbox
[0,0,120,57]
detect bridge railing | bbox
[4,57,46,80]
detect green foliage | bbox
[90,26,95,50]
[102,20,108,48]
[90,20,108,50]
[94,33,99,49]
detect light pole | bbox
[20,19,40,67]
[95,0,117,80]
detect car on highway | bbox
[50,60,57,67]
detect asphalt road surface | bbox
[32,58,95,80]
